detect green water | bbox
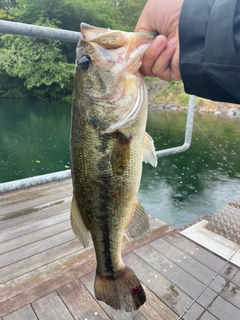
[1,100,240,227]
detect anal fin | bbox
[70,193,91,248]
[142,132,157,167]
[125,201,149,240]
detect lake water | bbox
[1,99,240,228]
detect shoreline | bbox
[149,101,240,118]
[147,78,240,118]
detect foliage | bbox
[116,0,147,31]
[0,0,147,100]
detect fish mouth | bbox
[81,22,156,44]
[80,23,156,75]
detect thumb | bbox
[140,35,168,77]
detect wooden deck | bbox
[0,178,240,320]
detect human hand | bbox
[135,0,183,81]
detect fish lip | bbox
[80,22,156,45]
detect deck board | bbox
[123,251,205,319]
[3,305,37,320]
[0,229,75,268]
[149,237,240,308]
[134,244,218,309]
[32,292,74,320]
[207,295,240,320]
[57,280,110,320]
[0,180,240,319]
[0,211,69,243]
[163,232,240,279]
[0,220,71,255]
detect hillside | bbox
[147,78,240,117]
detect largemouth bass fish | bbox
[70,23,157,312]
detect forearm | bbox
[179,0,240,104]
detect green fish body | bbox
[70,23,157,312]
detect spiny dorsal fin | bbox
[142,132,157,167]
[125,201,149,240]
[70,194,91,248]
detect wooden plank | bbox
[0,211,69,243]
[3,305,37,320]
[150,237,240,309]
[220,280,240,309]
[32,291,74,320]
[150,237,228,292]
[140,284,178,320]
[0,229,75,268]
[0,192,71,220]
[0,239,83,290]
[0,179,72,214]
[80,271,147,320]
[122,251,205,319]
[207,295,240,320]
[0,201,70,232]
[57,279,110,320]
[0,225,171,317]
[0,247,96,317]
[134,244,217,309]
[163,232,240,279]
[232,269,240,287]
[0,220,71,255]
[199,312,218,320]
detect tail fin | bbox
[94,266,146,311]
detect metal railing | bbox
[0,20,80,43]
[0,20,196,192]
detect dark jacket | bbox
[179,0,240,104]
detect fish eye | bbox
[77,55,91,70]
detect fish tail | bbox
[94,266,146,311]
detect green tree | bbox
[0,0,17,19]
[0,0,148,100]
[117,0,147,31]
[0,19,74,100]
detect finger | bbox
[140,35,168,76]
[151,37,178,81]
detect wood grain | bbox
[0,220,71,255]
[32,291,74,320]
[123,251,205,319]
[2,305,37,320]
[0,211,69,243]
[58,280,110,320]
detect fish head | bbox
[74,23,155,133]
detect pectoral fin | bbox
[142,132,157,167]
[70,194,91,248]
[125,201,150,240]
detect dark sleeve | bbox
[179,0,240,104]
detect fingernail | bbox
[153,36,163,49]
[168,37,177,47]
